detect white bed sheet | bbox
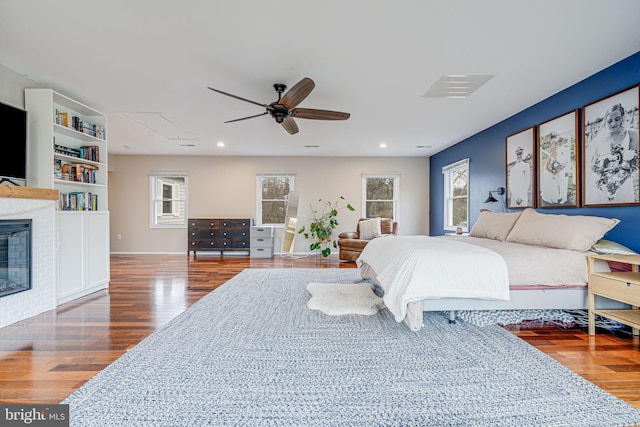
[357,236,510,322]
[437,236,594,287]
[356,235,601,325]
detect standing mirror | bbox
[281,190,299,257]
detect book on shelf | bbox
[54,144,81,158]
[54,159,62,179]
[58,162,99,183]
[58,191,98,211]
[54,109,106,140]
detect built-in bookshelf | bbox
[25,88,108,212]
[25,88,110,304]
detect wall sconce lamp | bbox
[484,187,505,204]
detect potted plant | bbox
[298,196,355,257]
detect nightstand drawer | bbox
[250,226,274,238]
[590,273,640,305]
[251,237,273,248]
[250,247,273,258]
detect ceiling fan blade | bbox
[224,111,268,123]
[280,116,299,135]
[291,108,350,121]
[208,87,272,110]
[279,78,315,110]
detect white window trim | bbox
[361,173,400,220]
[256,173,295,227]
[149,172,188,228]
[442,158,469,232]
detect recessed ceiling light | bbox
[423,74,494,98]
[379,143,387,148]
[217,142,225,147]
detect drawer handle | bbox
[242,232,246,236]
[223,232,227,236]
[191,232,196,235]
[223,222,227,226]
[224,242,227,246]
[258,238,264,242]
[210,232,214,236]
[628,282,632,287]
[191,242,195,246]
[210,223,214,227]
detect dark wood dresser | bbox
[188,218,253,256]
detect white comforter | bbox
[357,236,510,322]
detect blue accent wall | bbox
[430,51,640,252]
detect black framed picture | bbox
[537,109,579,208]
[582,85,639,206]
[505,127,535,209]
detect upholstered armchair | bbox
[337,217,398,262]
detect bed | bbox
[357,208,630,331]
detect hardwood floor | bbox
[1,254,640,410]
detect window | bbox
[150,174,188,228]
[362,174,399,219]
[442,159,469,231]
[257,174,294,226]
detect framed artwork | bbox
[582,85,640,206]
[505,127,535,209]
[536,109,579,208]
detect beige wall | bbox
[109,155,430,254]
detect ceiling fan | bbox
[207,77,350,135]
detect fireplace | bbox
[0,219,31,298]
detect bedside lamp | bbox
[484,187,506,211]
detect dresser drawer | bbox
[250,226,274,238]
[220,219,252,229]
[222,238,249,249]
[189,240,222,249]
[250,247,273,258]
[220,229,249,239]
[189,229,218,239]
[188,219,219,229]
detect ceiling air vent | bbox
[423,74,494,98]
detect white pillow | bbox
[590,239,637,255]
[359,218,382,240]
[470,210,522,241]
[505,208,619,251]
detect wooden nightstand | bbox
[588,254,640,336]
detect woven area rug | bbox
[63,268,640,426]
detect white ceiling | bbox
[1,0,639,158]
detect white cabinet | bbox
[25,89,110,304]
[57,211,110,304]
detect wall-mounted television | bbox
[0,101,28,185]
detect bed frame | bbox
[403,288,626,331]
